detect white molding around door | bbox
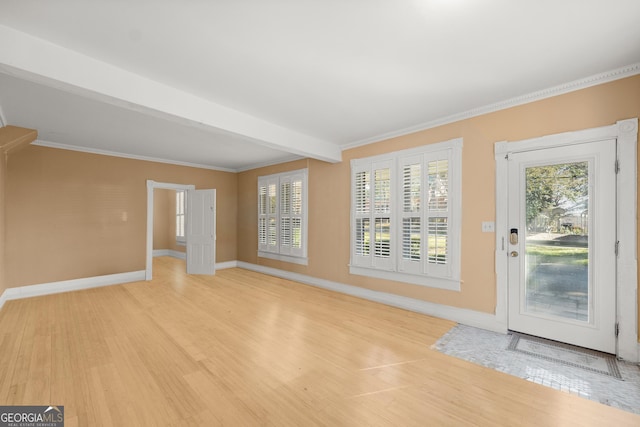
[495,118,638,362]
[146,180,195,280]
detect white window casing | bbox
[350,138,462,291]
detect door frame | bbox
[495,118,638,361]
[146,180,195,280]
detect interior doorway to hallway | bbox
[145,180,194,280]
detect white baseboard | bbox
[153,249,186,260]
[152,251,236,270]
[236,262,506,334]
[0,270,146,311]
[216,260,238,270]
[0,290,7,312]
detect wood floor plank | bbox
[0,256,637,426]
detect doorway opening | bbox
[146,181,195,280]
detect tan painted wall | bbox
[0,126,37,295]
[238,75,640,324]
[6,145,236,288]
[153,188,186,253]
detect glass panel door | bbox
[507,140,616,353]
[524,161,589,321]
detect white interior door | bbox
[187,189,216,275]
[507,139,617,353]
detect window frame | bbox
[349,138,462,291]
[176,189,186,245]
[258,168,308,265]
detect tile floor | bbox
[433,324,640,414]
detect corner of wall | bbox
[0,142,7,296]
[1,125,38,293]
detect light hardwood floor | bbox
[0,256,637,426]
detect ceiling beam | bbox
[0,25,342,163]
[0,125,38,155]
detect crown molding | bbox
[342,62,640,151]
[31,139,238,173]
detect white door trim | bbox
[495,118,638,361]
[146,180,195,280]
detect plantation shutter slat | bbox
[372,160,393,270]
[352,165,371,267]
[290,173,304,257]
[399,155,422,274]
[425,154,451,277]
[280,178,292,254]
[267,180,278,252]
[257,181,268,251]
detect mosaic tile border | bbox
[507,332,622,379]
[433,324,640,414]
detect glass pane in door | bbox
[524,161,589,321]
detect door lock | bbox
[510,228,519,245]
[510,251,519,257]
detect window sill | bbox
[258,251,308,266]
[349,265,460,291]
[176,240,186,247]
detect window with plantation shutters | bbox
[258,185,267,246]
[352,160,393,270]
[258,169,308,265]
[176,190,186,244]
[291,180,303,250]
[280,179,291,252]
[267,181,277,249]
[400,156,422,274]
[354,171,370,257]
[427,159,449,270]
[350,138,462,291]
[372,162,393,269]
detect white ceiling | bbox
[1,0,639,171]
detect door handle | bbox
[510,251,519,257]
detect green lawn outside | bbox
[526,244,588,266]
[360,233,447,260]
